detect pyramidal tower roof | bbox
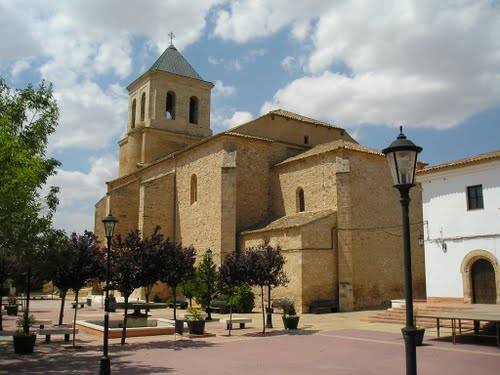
[149,44,203,81]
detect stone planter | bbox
[401,328,426,346]
[175,319,184,335]
[187,320,205,335]
[13,334,36,354]
[282,315,300,330]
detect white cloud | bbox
[259,0,500,129]
[11,59,32,77]
[281,56,296,72]
[46,155,118,233]
[223,111,254,129]
[213,1,328,43]
[213,80,236,97]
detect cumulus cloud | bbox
[213,80,236,97]
[46,155,118,233]
[259,0,500,129]
[223,111,254,129]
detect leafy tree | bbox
[67,231,104,347]
[252,244,288,330]
[219,249,251,336]
[193,249,218,320]
[45,229,72,325]
[0,78,60,334]
[181,276,197,308]
[111,230,143,345]
[136,227,163,309]
[157,240,196,322]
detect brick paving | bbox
[1,300,500,374]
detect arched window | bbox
[131,99,136,128]
[296,187,305,213]
[189,96,198,124]
[140,92,146,122]
[190,174,197,204]
[166,91,176,120]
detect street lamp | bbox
[382,126,422,375]
[100,212,118,375]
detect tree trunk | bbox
[58,290,67,325]
[266,285,273,329]
[0,281,3,331]
[172,286,177,321]
[228,304,233,337]
[72,290,79,348]
[261,286,266,335]
[121,294,129,345]
[145,285,152,314]
[206,283,212,321]
[24,265,32,335]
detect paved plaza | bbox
[1,300,500,374]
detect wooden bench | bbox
[221,318,252,330]
[309,299,337,314]
[38,327,78,343]
[71,301,85,309]
[210,300,229,314]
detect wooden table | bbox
[418,311,500,347]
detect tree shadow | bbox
[241,329,320,338]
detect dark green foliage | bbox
[157,240,196,320]
[231,284,255,313]
[111,230,145,345]
[193,249,218,320]
[136,227,163,305]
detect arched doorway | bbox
[471,259,496,304]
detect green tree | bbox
[193,249,218,320]
[0,78,60,333]
[157,240,196,322]
[67,231,104,347]
[136,227,162,310]
[247,244,288,334]
[219,249,251,336]
[111,230,143,345]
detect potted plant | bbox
[13,314,36,354]
[282,300,300,330]
[6,296,18,316]
[401,307,425,346]
[185,307,206,335]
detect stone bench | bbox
[309,299,337,314]
[221,318,252,330]
[38,327,78,343]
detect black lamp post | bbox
[382,126,422,375]
[100,212,118,375]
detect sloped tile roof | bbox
[150,44,203,80]
[269,109,343,130]
[275,139,383,167]
[417,149,500,175]
[241,209,335,234]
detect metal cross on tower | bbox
[168,31,175,46]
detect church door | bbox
[471,259,497,304]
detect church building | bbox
[94,43,426,312]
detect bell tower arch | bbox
[119,42,213,176]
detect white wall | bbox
[418,160,500,298]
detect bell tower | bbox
[118,41,213,176]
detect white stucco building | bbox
[417,150,500,304]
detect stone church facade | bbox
[94,44,426,312]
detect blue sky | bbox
[1,1,499,233]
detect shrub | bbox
[232,284,254,313]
